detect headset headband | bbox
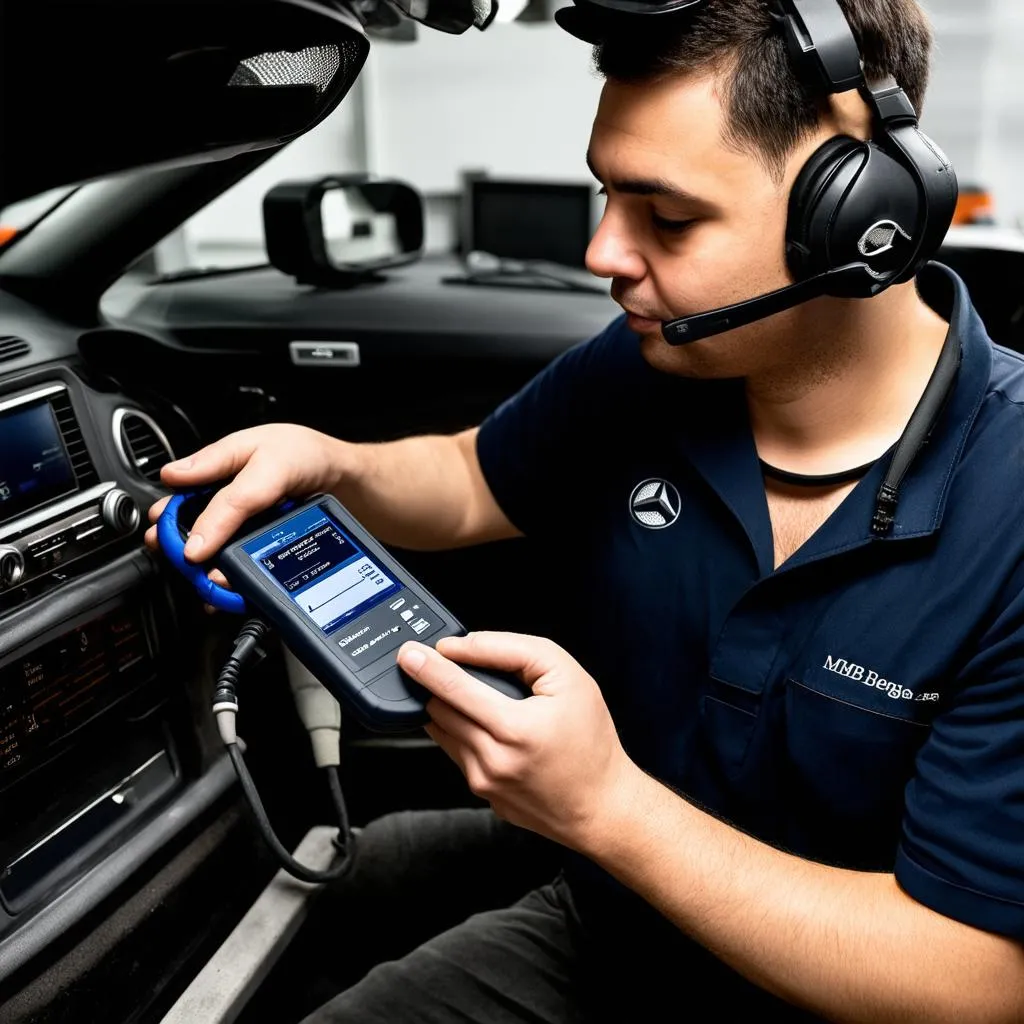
[560,0,867,93]
[773,0,864,93]
[579,0,704,10]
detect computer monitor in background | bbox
[461,177,594,268]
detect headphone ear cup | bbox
[786,135,867,282]
[787,134,926,297]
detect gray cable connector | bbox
[282,647,342,768]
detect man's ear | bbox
[779,89,871,196]
[829,88,873,143]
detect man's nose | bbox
[586,211,646,282]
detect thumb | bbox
[435,631,572,686]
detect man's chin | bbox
[637,330,735,380]
[623,308,737,378]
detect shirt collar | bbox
[667,262,990,576]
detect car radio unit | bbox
[0,383,141,595]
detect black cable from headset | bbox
[871,324,962,536]
[214,618,358,884]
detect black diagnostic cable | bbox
[212,618,358,884]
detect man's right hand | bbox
[144,423,349,564]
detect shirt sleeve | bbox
[476,315,643,540]
[896,564,1024,940]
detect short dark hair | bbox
[594,0,933,180]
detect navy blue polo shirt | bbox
[476,263,1024,958]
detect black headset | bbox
[556,0,959,346]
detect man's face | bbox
[586,73,833,380]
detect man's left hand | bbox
[397,632,640,851]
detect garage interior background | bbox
[76,0,1024,271]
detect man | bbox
[147,0,1024,1019]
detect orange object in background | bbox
[0,225,17,245]
[953,185,996,226]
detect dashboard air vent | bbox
[114,409,175,483]
[0,336,30,364]
[49,389,100,489]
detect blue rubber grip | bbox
[156,492,248,614]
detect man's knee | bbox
[300,885,584,1024]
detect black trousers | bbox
[248,808,817,1024]
[301,874,588,1024]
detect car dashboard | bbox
[0,285,284,1022]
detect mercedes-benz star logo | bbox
[857,219,911,259]
[629,478,681,530]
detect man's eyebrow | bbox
[586,150,708,206]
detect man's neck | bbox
[746,282,951,474]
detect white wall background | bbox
[972,0,1024,228]
[368,22,601,193]
[179,0,1024,268]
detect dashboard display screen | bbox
[244,505,400,636]
[0,401,75,523]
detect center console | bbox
[0,370,211,972]
[0,554,178,918]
